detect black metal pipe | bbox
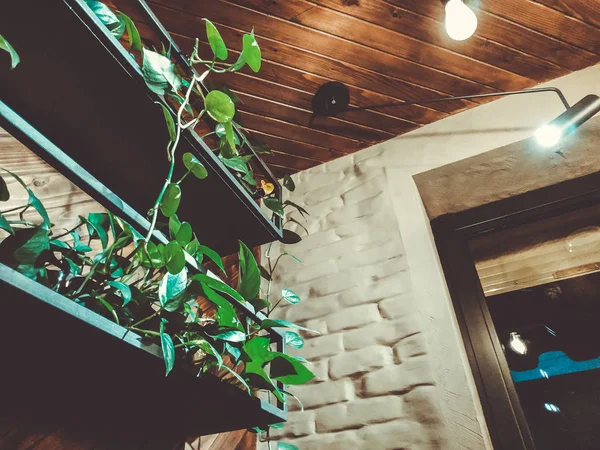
[346,87,571,114]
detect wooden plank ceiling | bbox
[122,0,600,178]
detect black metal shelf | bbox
[0,263,286,437]
[0,0,282,256]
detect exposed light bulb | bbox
[535,124,562,147]
[509,332,528,355]
[544,403,560,413]
[445,0,478,41]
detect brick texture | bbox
[262,158,445,449]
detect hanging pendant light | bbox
[444,0,478,41]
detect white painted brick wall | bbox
[262,156,446,449]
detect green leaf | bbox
[243,336,271,363]
[249,140,272,155]
[264,197,284,217]
[182,153,208,179]
[270,422,285,429]
[221,364,252,395]
[184,237,200,256]
[259,265,271,281]
[209,330,246,342]
[238,240,260,301]
[284,331,304,349]
[50,239,70,250]
[116,12,142,51]
[245,361,284,403]
[160,183,181,217]
[282,229,302,245]
[250,298,271,311]
[71,231,92,253]
[282,174,295,192]
[287,217,308,235]
[242,170,258,187]
[13,228,50,265]
[284,200,309,218]
[169,215,182,238]
[159,267,187,311]
[270,353,315,385]
[2,169,50,229]
[107,281,132,306]
[281,288,300,305]
[237,30,261,73]
[0,34,19,70]
[164,240,185,275]
[0,175,9,201]
[204,19,228,60]
[97,297,120,324]
[218,154,248,174]
[190,273,248,307]
[160,320,176,376]
[142,48,182,95]
[261,319,318,334]
[86,1,123,38]
[215,123,240,145]
[175,222,193,246]
[277,443,299,450]
[81,213,109,250]
[155,102,176,143]
[198,245,225,273]
[0,213,14,235]
[225,342,241,362]
[205,90,235,123]
[202,284,243,330]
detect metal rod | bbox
[347,87,571,114]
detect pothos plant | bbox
[0,1,314,435]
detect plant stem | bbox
[128,326,160,337]
[52,222,85,240]
[144,76,198,244]
[130,310,160,328]
[176,170,191,185]
[0,204,28,215]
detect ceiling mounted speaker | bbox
[312,82,350,117]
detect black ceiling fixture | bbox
[310,81,600,148]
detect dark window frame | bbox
[430,170,600,450]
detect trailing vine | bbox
[0,3,313,444]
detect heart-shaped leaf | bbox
[204,19,228,60]
[182,152,208,179]
[175,222,193,246]
[233,30,261,73]
[169,215,181,238]
[164,240,185,274]
[13,228,50,265]
[243,336,271,363]
[202,284,242,330]
[107,280,132,306]
[159,267,187,309]
[188,338,223,368]
[218,154,248,174]
[284,331,304,349]
[205,90,235,123]
[281,288,300,305]
[142,48,182,95]
[264,197,284,217]
[244,361,284,403]
[209,330,246,342]
[215,123,240,145]
[160,183,181,217]
[270,353,315,385]
[86,1,123,38]
[190,273,247,306]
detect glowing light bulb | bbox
[535,124,562,147]
[544,403,560,413]
[445,0,478,41]
[509,332,528,355]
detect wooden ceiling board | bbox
[118,0,600,174]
